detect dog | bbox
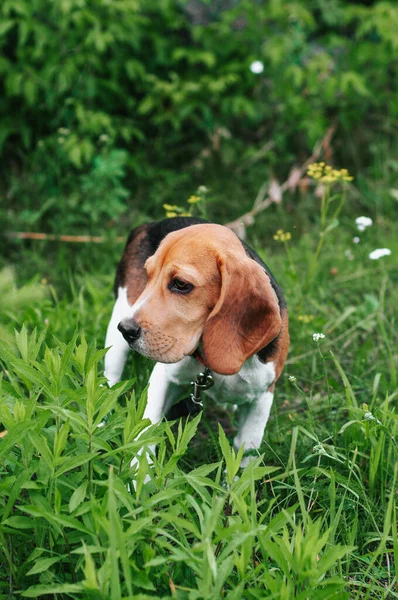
[104,217,289,470]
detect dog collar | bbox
[192,349,206,366]
[190,367,214,409]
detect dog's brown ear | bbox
[202,255,281,375]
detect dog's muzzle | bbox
[118,320,141,346]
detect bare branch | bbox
[5,232,125,243]
[225,125,336,232]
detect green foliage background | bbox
[1,0,398,235]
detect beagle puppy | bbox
[104,217,289,469]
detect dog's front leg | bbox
[104,288,131,387]
[130,362,183,480]
[233,385,274,468]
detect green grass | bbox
[0,177,397,599]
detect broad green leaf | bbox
[22,583,83,597]
[2,516,35,529]
[69,481,88,513]
[26,555,65,575]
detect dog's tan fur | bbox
[127,224,288,376]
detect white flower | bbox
[250,60,264,74]
[288,375,296,382]
[355,216,373,232]
[344,249,354,261]
[369,248,391,260]
[313,333,325,342]
[353,237,360,244]
[99,134,109,143]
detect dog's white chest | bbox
[208,358,275,405]
[166,356,275,406]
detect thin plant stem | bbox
[305,180,347,288]
[283,240,298,278]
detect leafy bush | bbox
[3,142,130,233]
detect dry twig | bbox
[225,125,336,234]
[5,232,125,243]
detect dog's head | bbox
[118,224,281,375]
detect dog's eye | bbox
[169,278,194,294]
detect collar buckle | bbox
[190,367,214,408]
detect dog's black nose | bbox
[118,320,141,345]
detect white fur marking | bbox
[206,357,275,406]
[234,389,274,468]
[130,291,152,319]
[104,287,131,387]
